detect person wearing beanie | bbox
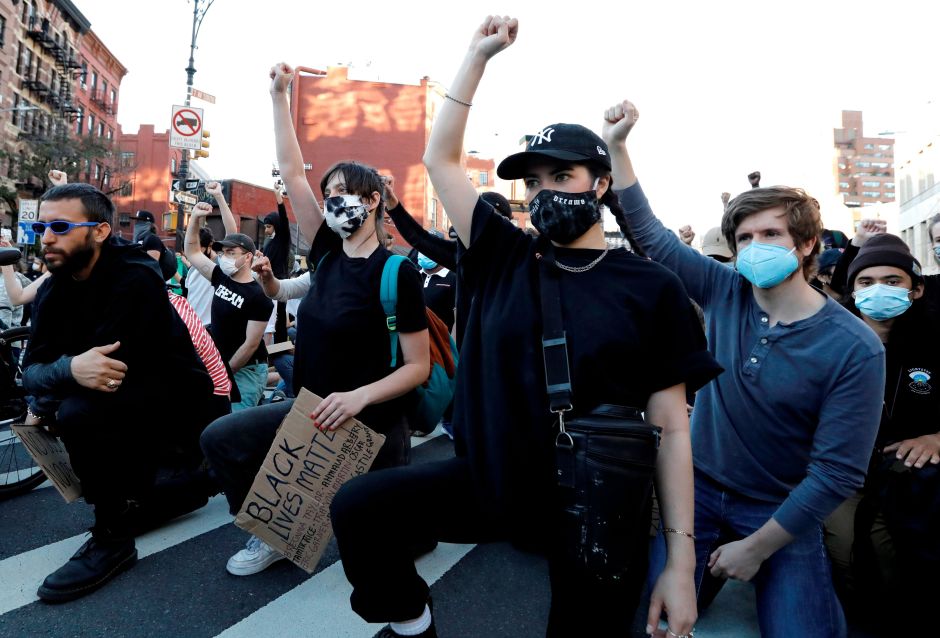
[812,248,844,299]
[824,232,940,633]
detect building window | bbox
[120,151,135,168]
[878,144,891,151]
[87,113,95,135]
[106,127,114,140]
[872,162,890,169]
[885,182,895,189]
[75,106,84,134]
[884,192,895,198]
[429,198,438,227]
[11,94,20,127]
[862,180,881,188]
[110,88,116,104]
[0,16,6,48]
[862,191,881,198]
[94,163,102,181]
[80,62,88,89]
[478,171,489,186]
[119,212,131,226]
[856,161,871,168]
[839,181,850,189]
[863,143,874,150]
[97,122,104,137]
[15,41,23,75]
[120,182,133,198]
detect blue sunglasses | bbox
[31,221,100,235]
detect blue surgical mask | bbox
[933,245,940,265]
[735,242,799,289]
[853,284,913,320]
[417,254,438,271]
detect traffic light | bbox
[193,130,210,159]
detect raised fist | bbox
[191,201,213,218]
[270,62,294,95]
[470,15,519,61]
[602,100,640,145]
[48,170,68,187]
[678,225,695,246]
[853,218,887,247]
[205,181,223,198]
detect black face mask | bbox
[527,187,602,245]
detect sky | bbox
[75,0,940,233]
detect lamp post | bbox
[175,0,215,250]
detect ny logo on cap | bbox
[530,127,555,146]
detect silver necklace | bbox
[553,248,609,273]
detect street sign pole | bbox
[175,0,214,251]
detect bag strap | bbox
[537,243,573,415]
[380,255,406,368]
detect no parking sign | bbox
[169,105,204,150]
[17,199,38,246]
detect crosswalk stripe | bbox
[0,495,232,615]
[217,542,475,638]
[0,427,445,616]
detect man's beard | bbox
[44,235,96,276]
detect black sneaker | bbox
[376,599,437,638]
[37,532,137,603]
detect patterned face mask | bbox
[527,178,602,245]
[324,194,371,239]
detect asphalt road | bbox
[0,430,882,638]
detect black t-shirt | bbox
[294,224,427,433]
[209,266,273,364]
[262,202,293,279]
[422,269,457,332]
[878,302,940,445]
[456,198,722,531]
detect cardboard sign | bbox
[10,424,82,503]
[234,389,385,573]
[266,341,294,355]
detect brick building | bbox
[290,66,447,240]
[0,0,89,225]
[112,124,290,250]
[73,27,125,187]
[834,110,896,219]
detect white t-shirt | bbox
[185,266,214,327]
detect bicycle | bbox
[0,324,46,499]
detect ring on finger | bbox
[106,379,117,389]
[667,629,694,638]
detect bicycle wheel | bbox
[0,326,47,499]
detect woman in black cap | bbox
[329,16,720,638]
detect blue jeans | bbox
[650,471,846,638]
[231,362,267,412]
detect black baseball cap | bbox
[212,233,256,254]
[496,123,611,180]
[135,210,155,223]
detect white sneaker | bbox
[226,536,286,576]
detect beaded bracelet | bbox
[445,94,473,107]
[663,527,696,540]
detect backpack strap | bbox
[380,255,406,368]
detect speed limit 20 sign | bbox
[169,105,204,150]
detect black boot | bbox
[37,525,137,603]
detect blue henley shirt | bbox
[619,183,885,537]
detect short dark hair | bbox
[199,226,214,248]
[722,186,822,278]
[928,213,940,243]
[480,191,513,220]
[40,183,114,226]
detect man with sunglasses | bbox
[21,183,213,602]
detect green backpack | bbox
[380,255,459,434]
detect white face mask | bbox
[219,255,244,277]
[324,194,371,239]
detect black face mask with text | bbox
[527,188,601,245]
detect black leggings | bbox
[330,456,648,637]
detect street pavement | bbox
[0,428,881,638]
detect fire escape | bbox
[20,15,83,143]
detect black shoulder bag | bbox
[538,246,661,579]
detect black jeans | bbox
[56,395,159,525]
[200,400,411,515]
[330,456,647,637]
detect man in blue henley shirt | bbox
[601,100,884,638]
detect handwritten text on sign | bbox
[234,389,385,573]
